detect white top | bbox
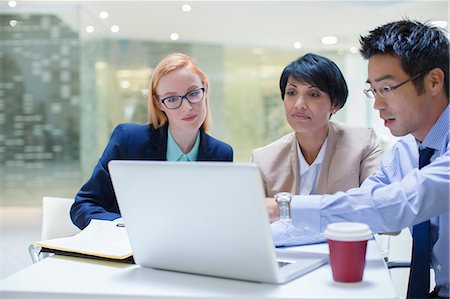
[297,138,327,195]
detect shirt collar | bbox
[166,129,200,161]
[418,104,450,151]
[297,138,328,176]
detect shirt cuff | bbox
[271,219,325,247]
[291,195,322,233]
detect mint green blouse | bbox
[166,129,200,161]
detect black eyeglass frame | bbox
[158,87,205,110]
[363,73,423,99]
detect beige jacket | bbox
[251,121,383,197]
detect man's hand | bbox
[266,197,279,223]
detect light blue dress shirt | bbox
[273,104,449,296]
[166,130,200,161]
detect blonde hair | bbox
[148,53,212,132]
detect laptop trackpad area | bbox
[276,251,329,278]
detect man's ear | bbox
[427,67,445,96]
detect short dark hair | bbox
[359,19,449,98]
[279,53,348,110]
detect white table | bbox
[0,240,398,299]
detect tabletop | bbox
[0,240,398,299]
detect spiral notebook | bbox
[33,219,133,263]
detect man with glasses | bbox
[268,20,449,298]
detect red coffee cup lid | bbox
[324,222,372,241]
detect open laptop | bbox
[108,160,328,284]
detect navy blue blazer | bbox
[70,123,233,229]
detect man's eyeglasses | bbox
[363,73,422,100]
[158,88,205,110]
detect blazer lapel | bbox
[197,130,212,161]
[315,123,336,194]
[289,134,300,195]
[146,124,167,160]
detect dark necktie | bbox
[407,147,435,299]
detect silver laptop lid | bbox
[109,161,281,283]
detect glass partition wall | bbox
[1,8,82,205]
[1,1,446,206]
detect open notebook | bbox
[109,161,328,283]
[33,219,133,263]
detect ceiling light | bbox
[95,62,108,69]
[253,48,264,55]
[294,41,302,49]
[141,89,149,97]
[8,1,17,8]
[170,33,179,41]
[99,11,109,19]
[86,26,94,33]
[110,25,120,33]
[321,36,338,45]
[120,80,131,89]
[350,46,358,54]
[182,4,191,12]
[431,20,448,28]
[9,20,17,27]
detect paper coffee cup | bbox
[324,222,372,283]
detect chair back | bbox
[41,196,80,240]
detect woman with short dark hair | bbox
[252,53,383,246]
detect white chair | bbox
[40,196,80,240]
[29,196,81,263]
[375,230,412,299]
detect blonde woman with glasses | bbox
[71,53,233,229]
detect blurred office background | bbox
[0,0,448,281]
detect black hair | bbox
[279,53,348,110]
[359,19,449,98]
